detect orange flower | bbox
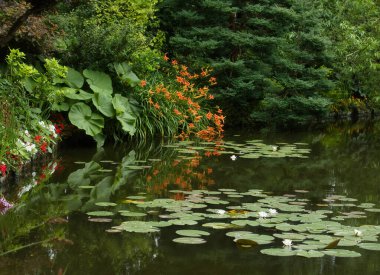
[140,80,147,87]
[154,103,160,109]
[174,109,182,115]
[206,111,213,120]
[188,123,195,129]
[172,59,178,65]
[209,77,217,85]
[163,53,169,61]
[208,94,214,100]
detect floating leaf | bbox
[358,243,380,251]
[234,239,258,247]
[87,211,114,217]
[176,230,210,237]
[114,221,159,233]
[296,250,325,258]
[95,202,117,207]
[173,237,206,244]
[261,248,296,256]
[323,249,361,257]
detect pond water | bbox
[1,121,380,275]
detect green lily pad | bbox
[87,211,114,217]
[95,202,117,207]
[323,249,361,257]
[261,248,296,256]
[176,230,210,237]
[119,211,147,217]
[296,250,325,258]
[358,243,380,251]
[173,237,206,244]
[202,222,236,229]
[114,221,159,233]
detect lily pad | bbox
[296,250,325,258]
[358,243,380,251]
[260,248,296,256]
[87,211,114,217]
[173,237,206,244]
[176,230,210,237]
[323,249,361,257]
[95,202,117,207]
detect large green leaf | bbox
[83,69,113,94]
[113,62,140,87]
[68,103,104,137]
[92,92,115,118]
[112,94,136,135]
[66,68,84,89]
[63,87,93,100]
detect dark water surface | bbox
[1,121,380,275]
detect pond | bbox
[1,121,380,275]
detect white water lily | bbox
[282,239,292,247]
[272,145,279,152]
[354,229,363,237]
[216,209,226,215]
[230,155,237,161]
[258,211,268,218]
[268,208,278,215]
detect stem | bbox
[0,238,52,257]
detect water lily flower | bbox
[272,145,279,152]
[230,155,237,161]
[354,229,363,237]
[258,211,268,218]
[282,239,292,247]
[216,209,226,215]
[268,208,278,215]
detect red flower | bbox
[40,142,48,153]
[0,164,7,176]
[34,135,42,143]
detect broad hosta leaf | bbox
[112,94,136,135]
[92,92,115,118]
[69,103,104,137]
[66,68,84,88]
[63,87,93,100]
[83,69,113,94]
[113,62,140,87]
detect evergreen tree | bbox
[160,0,334,127]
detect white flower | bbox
[216,209,226,215]
[268,208,278,215]
[24,130,30,137]
[354,229,363,237]
[32,172,36,178]
[272,145,279,151]
[39,121,46,127]
[282,239,292,247]
[25,143,36,153]
[258,211,268,218]
[230,155,237,161]
[48,124,56,133]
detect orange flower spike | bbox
[206,111,213,120]
[174,109,182,116]
[209,77,217,85]
[140,80,147,87]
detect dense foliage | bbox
[0,0,379,160]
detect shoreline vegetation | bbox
[1,1,379,191]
